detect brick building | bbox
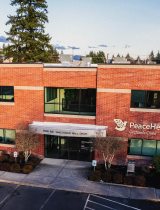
[0,63,160,165]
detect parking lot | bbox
[0,182,160,210]
[84,194,142,210]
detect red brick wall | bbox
[0,64,43,86]
[43,68,97,88]
[97,66,160,89]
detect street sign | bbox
[127,161,135,173]
[92,160,97,167]
[13,151,18,158]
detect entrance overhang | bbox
[29,121,107,138]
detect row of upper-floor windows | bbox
[1,86,160,115]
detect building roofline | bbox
[99,64,160,69]
[0,63,43,68]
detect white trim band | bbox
[0,102,15,106]
[97,88,131,93]
[130,108,160,113]
[99,65,160,69]
[15,86,43,90]
[0,144,15,148]
[44,113,96,119]
[44,68,97,72]
[0,64,43,68]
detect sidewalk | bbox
[0,158,159,201]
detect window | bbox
[131,90,160,109]
[0,86,14,102]
[128,138,160,156]
[129,139,142,155]
[44,87,96,116]
[0,129,15,145]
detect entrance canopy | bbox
[29,121,107,138]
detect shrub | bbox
[124,175,134,185]
[8,156,15,164]
[10,163,21,173]
[141,165,151,175]
[0,154,10,162]
[101,170,112,182]
[1,162,11,171]
[22,164,33,174]
[95,164,105,171]
[112,173,124,184]
[153,156,160,173]
[0,155,6,162]
[134,175,146,187]
[88,170,101,182]
[27,155,41,167]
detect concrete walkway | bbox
[0,158,159,201]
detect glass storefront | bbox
[45,135,93,161]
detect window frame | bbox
[0,128,16,145]
[131,90,160,109]
[0,86,14,102]
[44,87,96,116]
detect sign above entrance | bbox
[29,122,107,138]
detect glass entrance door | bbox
[45,135,93,161]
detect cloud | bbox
[0,36,8,43]
[54,44,66,50]
[88,46,97,49]
[67,46,80,50]
[98,44,108,48]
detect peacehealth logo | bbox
[114,119,160,132]
[114,119,127,131]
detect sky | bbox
[0,0,160,58]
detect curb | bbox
[0,178,159,201]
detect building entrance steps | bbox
[0,158,159,201]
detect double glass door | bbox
[45,135,93,161]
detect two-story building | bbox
[0,63,160,165]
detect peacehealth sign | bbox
[114,119,160,136]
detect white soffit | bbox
[29,121,107,138]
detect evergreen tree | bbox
[155,51,160,64]
[149,51,155,61]
[4,0,59,63]
[87,50,106,64]
[125,53,131,60]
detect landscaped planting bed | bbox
[0,151,41,174]
[88,164,160,189]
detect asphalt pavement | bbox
[0,182,159,210]
[0,158,159,202]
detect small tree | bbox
[16,129,39,163]
[94,135,123,170]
